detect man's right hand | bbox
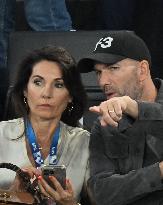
[159,162,163,178]
[89,96,138,126]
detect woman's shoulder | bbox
[61,121,89,133]
[0,118,24,139]
[60,121,90,141]
[0,117,23,124]
[0,118,24,128]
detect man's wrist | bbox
[125,96,138,119]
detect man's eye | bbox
[95,70,101,75]
[109,66,119,70]
[54,82,65,88]
[33,79,42,86]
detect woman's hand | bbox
[89,96,138,127]
[21,166,41,179]
[9,166,41,192]
[38,176,77,205]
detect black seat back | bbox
[6,31,107,130]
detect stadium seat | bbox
[5,31,107,130]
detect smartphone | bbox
[41,165,66,189]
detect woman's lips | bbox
[38,104,52,109]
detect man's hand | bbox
[159,162,163,179]
[89,96,138,126]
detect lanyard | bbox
[26,120,60,168]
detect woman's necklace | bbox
[38,144,49,151]
[37,136,51,151]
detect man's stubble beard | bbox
[118,72,143,100]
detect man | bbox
[77,30,163,205]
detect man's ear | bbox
[139,60,150,82]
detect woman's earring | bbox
[68,102,74,115]
[24,97,27,105]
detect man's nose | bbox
[98,71,111,87]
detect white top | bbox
[0,118,90,201]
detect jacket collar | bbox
[9,118,25,140]
[154,78,163,104]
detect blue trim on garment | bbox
[26,120,60,168]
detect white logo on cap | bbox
[94,37,113,51]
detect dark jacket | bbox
[88,78,163,205]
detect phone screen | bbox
[41,165,66,189]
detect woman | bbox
[0,46,90,205]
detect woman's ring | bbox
[109,110,115,113]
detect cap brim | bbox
[78,53,126,73]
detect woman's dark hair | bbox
[11,46,87,127]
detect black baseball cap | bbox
[78,30,151,73]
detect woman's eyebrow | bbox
[54,78,63,81]
[31,75,63,81]
[31,74,43,79]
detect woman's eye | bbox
[54,82,65,88]
[33,79,42,86]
